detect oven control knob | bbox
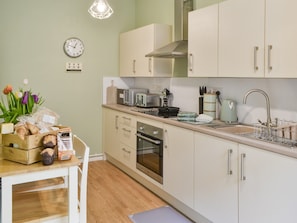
[139,126,144,131]
[153,130,159,135]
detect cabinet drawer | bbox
[119,143,136,170]
[119,126,136,149]
[119,114,136,128]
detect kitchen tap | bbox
[243,89,272,136]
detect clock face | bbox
[63,37,84,58]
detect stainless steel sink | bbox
[210,123,297,148]
[215,124,255,134]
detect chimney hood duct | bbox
[145,0,193,58]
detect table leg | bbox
[68,165,78,223]
[1,177,12,223]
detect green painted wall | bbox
[135,0,174,28]
[0,0,135,155]
[0,0,202,156]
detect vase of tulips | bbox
[0,79,44,124]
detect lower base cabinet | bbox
[102,108,120,160]
[163,124,194,208]
[102,108,136,169]
[104,108,297,223]
[239,144,297,223]
[194,132,238,223]
[194,132,297,223]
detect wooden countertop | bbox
[0,156,80,177]
[103,104,297,159]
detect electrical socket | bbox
[66,62,82,71]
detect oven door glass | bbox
[137,134,163,176]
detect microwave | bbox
[117,88,148,106]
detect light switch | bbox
[66,62,82,71]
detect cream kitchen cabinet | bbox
[194,131,297,223]
[219,0,297,78]
[119,24,172,77]
[188,4,218,77]
[238,144,297,223]
[218,0,265,77]
[194,132,238,223]
[117,112,137,169]
[189,0,297,78]
[188,0,264,78]
[102,108,120,159]
[265,0,297,78]
[163,124,194,208]
[102,108,137,169]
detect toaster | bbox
[117,88,148,106]
[135,93,160,108]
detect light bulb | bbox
[88,0,113,19]
[97,1,107,13]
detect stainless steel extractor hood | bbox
[145,0,193,58]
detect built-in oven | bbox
[136,122,163,184]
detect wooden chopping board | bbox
[106,80,117,104]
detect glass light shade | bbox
[88,0,113,19]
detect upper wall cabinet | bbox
[265,0,297,78]
[189,0,297,78]
[188,4,218,77]
[218,0,265,77]
[119,24,173,77]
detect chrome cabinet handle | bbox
[268,45,273,71]
[122,116,131,121]
[122,128,131,133]
[133,59,136,74]
[240,153,246,181]
[115,115,119,130]
[227,149,233,175]
[188,53,193,72]
[122,148,131,154]
[254,46,259,71]
[148,58,152,73]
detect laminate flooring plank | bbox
[13,160,166,223]
[87,160,167,223]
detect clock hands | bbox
[69,43,77,49]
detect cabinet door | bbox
[102,108,120,159]
[219,0,265,77]
[194,132,238,223]
[119,31,138,76]
[133,25,154,76]
[239,144,297,223]
[188,5,218,77]
[163,124,194,208]
[265,0,297,78]
[120,24,172,77]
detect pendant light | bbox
[88,0,113,19]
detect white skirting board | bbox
[88,153,105,162]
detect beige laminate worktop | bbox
[103,104,297,159]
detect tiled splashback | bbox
[103,77,297,124]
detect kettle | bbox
[220,99,238,123]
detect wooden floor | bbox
[12,160,167,222]
[87,160,167,222]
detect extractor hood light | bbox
[88,0,113,20]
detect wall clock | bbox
[63,37,84,58]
